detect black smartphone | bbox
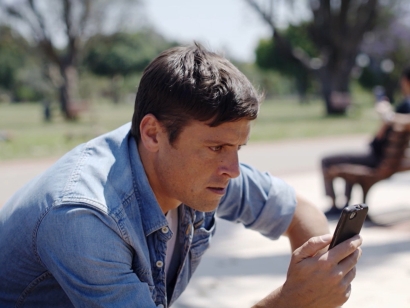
[329,203,368,250]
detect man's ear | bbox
[139,114,164,152]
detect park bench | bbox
[324,114,410,207]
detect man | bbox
[322,66,410,216]
[0,44,361,307]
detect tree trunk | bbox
[110,74,123,104]
[59,65,79,120]
[319,49,357,115]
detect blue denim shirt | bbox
[0,123,296,307]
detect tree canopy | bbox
[247,0,381,114]
[0,0,141,119]
[255,22,317,102]
[83,29,177,77]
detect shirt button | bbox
[156,260,164,268]
[157,305,164,308]
[161,226,169,234]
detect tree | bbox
[0,25,47,102]
[0,0,140,119]
[246,0,381,115]
[255,22,317,103]
[0,26,26,94]
[358,6,410,103]
[83,29,177,103]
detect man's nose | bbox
[219,150,240,178]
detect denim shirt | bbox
[0,123,296,308]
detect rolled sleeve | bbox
[217,163,296,240]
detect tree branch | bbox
[27,0,50,42]
[245,0,312,70]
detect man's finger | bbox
[329,235,362,263]
[337,247,362,276]
[293,234,332,262]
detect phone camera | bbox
[349,212,357,219]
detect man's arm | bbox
[283,194,329,251]
[253,194,363,308]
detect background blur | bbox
[1,0,410,161]
[1,1,410,307]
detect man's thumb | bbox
[293,234,332,262]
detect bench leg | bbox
[358,183,377,224]
[361,183,374,205]
[344,182,353,207]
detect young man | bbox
[322,66,410,216]
[0,44,362,308]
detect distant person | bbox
[321,66,410,217]
[0,44,362,308]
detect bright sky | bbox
[144,0,271,62]
[144,0,311,62]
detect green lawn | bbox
[251,96,379,141]
[0,95,380,161]
[0,101,135,160]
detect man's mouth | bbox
[207,186,227,195]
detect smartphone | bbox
[328,203,368,250]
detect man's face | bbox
[153,118,251,212]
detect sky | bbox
[143,0,311,63]
[3,0,310,63]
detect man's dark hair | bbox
[131,43,261,144]
[402,66,410,81]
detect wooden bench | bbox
[324,114,410,206]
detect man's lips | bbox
[207,186,227,195]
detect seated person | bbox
[321,66,410,216]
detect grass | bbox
[0,100,135,161]
[0,94,380,161]
[250,95,379,141]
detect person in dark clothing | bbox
[322,66,410,216]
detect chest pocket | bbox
[189,211,216,273]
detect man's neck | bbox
[137,141,180,214]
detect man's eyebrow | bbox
[204,139,248,146]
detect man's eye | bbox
[210,146,223,152]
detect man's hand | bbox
[253,234,362,308]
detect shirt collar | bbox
[128,134,167,237]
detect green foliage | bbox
[83,29,177,77]
[255,22,317,99]
[234,61,294,97]
[0,27,27,91]
[285,23,318,57]
[0,27,24,90]
[0,26,49,102]
[356,3,410,101]
[255,22,317,77]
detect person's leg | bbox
[321,155,345,217]
[321,151,378,216]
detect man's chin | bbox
[186,199,221,213]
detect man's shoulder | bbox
[60,123,135,212]
[25,123,135,215]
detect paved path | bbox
[1,134,410,307]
